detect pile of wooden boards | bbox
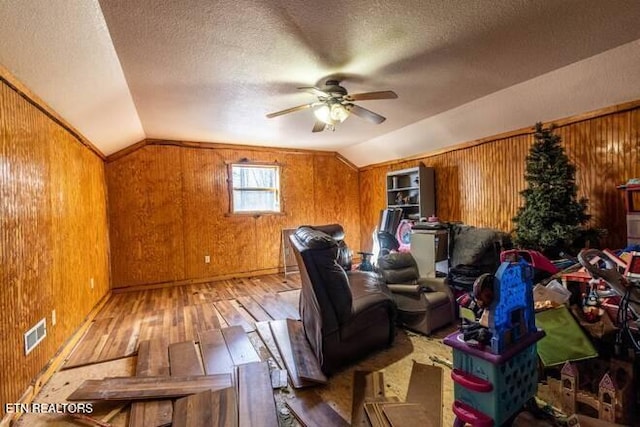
[351,362,444,427]
[65,313,446,427]
[67,325,278,427]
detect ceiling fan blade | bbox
[312,120,326,132]
[298,86,330,97]
[345,90,398,101]
[266,103,312,118]
[348,104,386,124]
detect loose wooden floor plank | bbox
[229,300,260,327]
[405,361,442,427]
[252,293,300,321]
[210,387,238,427]
[237,362,278,427]
[169,341,205,376]
[236,297,273,322]
[63,318,117,369]
[67,375,233,401]
[364,402,389,427]
[100,313,141,360]
[130,339,173,427]
[173,389,211,427]
[198,329,235,375]
[64,313,140,369]
[174,387,238,427]
[137,309,168,343]
[129,400,173,427]
[286,319,326,384]
[220,326,261,366]
[271,369,288,389]
[382,403,433,427]
[188,303,223,335]
[286,390,349,427]
[277,289,301,312]
[269,320,314,389]
[214,300,255,333]
[351,371,387,426]
[254,321,285,370]
[135,338,170,377]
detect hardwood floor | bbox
[64,274,300,369]
[14,273,470,427]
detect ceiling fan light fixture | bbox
[266,80,397,132]
[313,104,334,125]
[330,103,349,122]
[313,100,349,125]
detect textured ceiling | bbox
[1,0,640,165]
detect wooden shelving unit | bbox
[386,165,435,220]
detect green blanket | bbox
[535,305,598,367]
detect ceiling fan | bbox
[266,80,398,132]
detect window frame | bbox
[227,162,282,215]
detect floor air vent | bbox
[24,318,46,355]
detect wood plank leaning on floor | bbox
[285,319,327,384]
[129,339,173,427]
[405,361,443,427]
[236,296,273,323]
[173,388,238,427]
[363,402,391,427]
[382,403,433,427]
[220,325,261,366]
[361,401,405,427]
[64,314,141,369]
[254,321,285,370]
[237,362,278,427]
[213,300,255,333]
[67,375,233,401]
[198,329,235,375]
[63,317,117,369]
[269,320,315,389]
[169,341,205,376]
[285,390,349,427]
[351,371,388,426]
[252,293,300,321]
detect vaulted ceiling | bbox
[2,0,640,166]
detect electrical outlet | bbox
[51,310,56,326]
[90,277,94,289]
[204,255,211,264]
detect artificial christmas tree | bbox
[513,123,595,257]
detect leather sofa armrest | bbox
[387,283,426,295]
[417,277,450,293]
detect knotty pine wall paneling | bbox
[252,153,316,272]
[107,143,360,288]
[106,145,186,287]
[49,131,110,334]
[312,155,361,253]
[359,167,387,252]
[181,147,259,280]
[0,79,110,411]
[359,108,640,252]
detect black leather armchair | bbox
[289,224,395,374]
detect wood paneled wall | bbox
[106,143,360,288]
[360,108,640,252]
[0,80,110,410]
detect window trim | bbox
[227,162,282,215]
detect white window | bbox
[229,163,281,213]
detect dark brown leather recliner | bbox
[289,224,395,375]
